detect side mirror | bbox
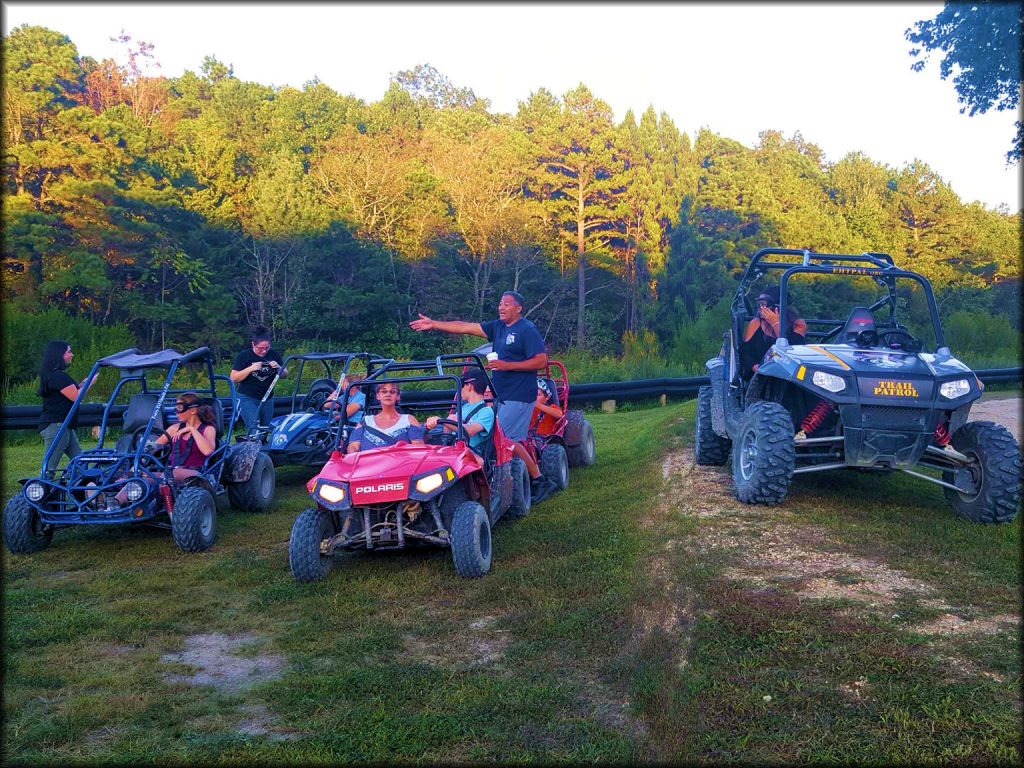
[934,346,951,362]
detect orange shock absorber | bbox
[800,399,834,437]
[160,483,174,517]
[934,422,951,447]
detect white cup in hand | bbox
[486,352,498,362]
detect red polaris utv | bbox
[520,357,595,492]
[468,344,596,494]
[288,356,531,581]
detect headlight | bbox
[415,473,444,494]
[125,479,147,502]
[317,483,346,504]
[812,371,846,393]
[939,379,971,399]
[24,481,45,502]
[273,433,287,448]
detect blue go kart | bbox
[3,347,275,555]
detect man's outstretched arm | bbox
[409,313,486,338]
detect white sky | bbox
[3,1,1020,212]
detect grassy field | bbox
[1,401,1020,764]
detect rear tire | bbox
[172,487,217,552]
[732,401,795,504]
[695,386,731,465]
[540,442,570,490]
[227,452,276,512]
[942,421,1021,524]
[566,411,596,467]
[3,495,53,554]
[450,501,491,578]
[504,458,532,520]
[289,507,337,582]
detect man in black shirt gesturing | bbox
[410,290,557,503]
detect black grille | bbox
[860,406,929,431]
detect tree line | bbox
[2,25,1020,388]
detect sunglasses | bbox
[377,388,399,395]
[176,403,199,412]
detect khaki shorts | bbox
[495,400,533,442]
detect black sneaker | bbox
[531,476,555,505]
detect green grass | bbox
[2,400,1020,763]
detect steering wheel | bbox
[878,328,917,349]
[853,329,878,348]
[143,435,172,462]
[322,399,345,419]
[427,418,460,446]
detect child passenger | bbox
[424,369,494,455]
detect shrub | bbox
[2,306,138,403]
[943,311,1021,367]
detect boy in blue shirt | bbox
[425,369,494,455]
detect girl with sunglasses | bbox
[111,392,217,509]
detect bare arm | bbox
[489,352,547,372]
[409,313,486,338]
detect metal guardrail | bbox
[2,368,1021,431]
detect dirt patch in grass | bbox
[662,442,1021,670]
[160,632,296,741]
[402,616,511,668]
[912,612,1019,636]
[161,633,287,692]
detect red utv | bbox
[520,358,595,493]
[288,358,531,581]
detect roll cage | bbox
[42,346,233,477]
[251,351,394,416]
[729,248,947,387]
[330,355,501,454]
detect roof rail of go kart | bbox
[42,346,233,475]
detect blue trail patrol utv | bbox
[698,248,1020,523]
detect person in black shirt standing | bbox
[38,339,93,472]
[409,290,558,503]
[230,326,287,431]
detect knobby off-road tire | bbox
[695,386,731,465]
[289,507,338,582]
[172,487,217,552]
[438,481,468,532]
[566,411,596,467]
[504,458,532,520]
[450,500,492,578]
[942,421,1021,524]
[228,451,276,512]
[732,401,796,505]
[540,442,570,490]
[3,495,53,554]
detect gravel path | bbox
[969,395,1021,443]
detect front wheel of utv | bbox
[695,386,731,465]
[3,495,53,554]
[228,451,276,512]
[450,501,492,578]
[732,401,796,505]
[172,487,217,552]
[942,421,1021,524]
[289,507,338,582]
